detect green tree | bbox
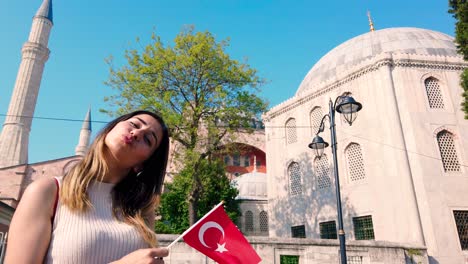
[449,0,468,118]
[155,158,239,234]
[104,26,267,225]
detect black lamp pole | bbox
[308,93,362,264]
[328,98,347,264]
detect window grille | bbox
[346,143,366,181]
[348,256,363,264]
[286,118,297,144]
[315,155,332,189]
[280,255,299,264]
[353,215,374,240]
[291,225,306,238]
[437,131,460,172]
[224,155,231,165]
[243,156,250,167]
[453,210,468,250]
[319,221,337,239]
[310,107,323,135]
[233,154,240,166]
[245,211,254,232]
[425,77,445,109]
[259,211,269,233]
[288,162,302,196]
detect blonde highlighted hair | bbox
[60,110,170,247]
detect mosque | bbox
[0,0,467,263]
[263,24,468,263]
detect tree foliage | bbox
[104,26,267,225]
[155,158,239,234]
[461,69,468,117]
[449,0,468,118]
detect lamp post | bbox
[308,93,362,264]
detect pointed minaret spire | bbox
[35,0,53,23]
[367,10,375,32]
[0,0,53,167]
[75,108,92,156]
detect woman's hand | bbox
[111,247,169,264]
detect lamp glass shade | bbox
[308,135,329,157]
[336,96,362,125]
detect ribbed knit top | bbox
[45,178,148,263]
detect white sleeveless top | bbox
[45,178,148,263]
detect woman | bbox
[5,110,170,263]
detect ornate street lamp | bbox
[308,135,328,157]
[336,96,362,125]
[308,93,362,264]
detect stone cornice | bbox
[264,54,468,121]
[393,58,466,70]
[21,42,50,61]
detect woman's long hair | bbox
[60,110,170,247]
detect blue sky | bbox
[0,0,456,163]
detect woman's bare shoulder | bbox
[4,177,58,263]
[21,177,58,206]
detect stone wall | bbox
[0,156,80,207]
[158,235,428,264]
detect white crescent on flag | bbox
[198,221,225,248]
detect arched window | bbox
[346,143,366,181]
[425,77,445,109]
[314,155,331,189]
[288,162,302,195]
[259,211,269,233]
[310,107,323,135]
[285,118,297,144]
[437,130,460,172]
[245,211,254,232]
[233,154,240,166]
[223,155,231,165]
[243,156,250,167]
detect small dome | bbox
[296,27,457,95]
[232,171,267,200]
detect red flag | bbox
[181,203,261,264]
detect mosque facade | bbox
[0,0,467,263]
[263,27,468,263]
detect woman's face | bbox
[104,114,164,170]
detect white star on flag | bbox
[215,243,228,253]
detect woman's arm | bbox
[4,177,58,263]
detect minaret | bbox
[75,108,92,156]
[0,0,53,167]
[367,10,375,32]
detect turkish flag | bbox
[182,203,262,264]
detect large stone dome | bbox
[296,27,457,95]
